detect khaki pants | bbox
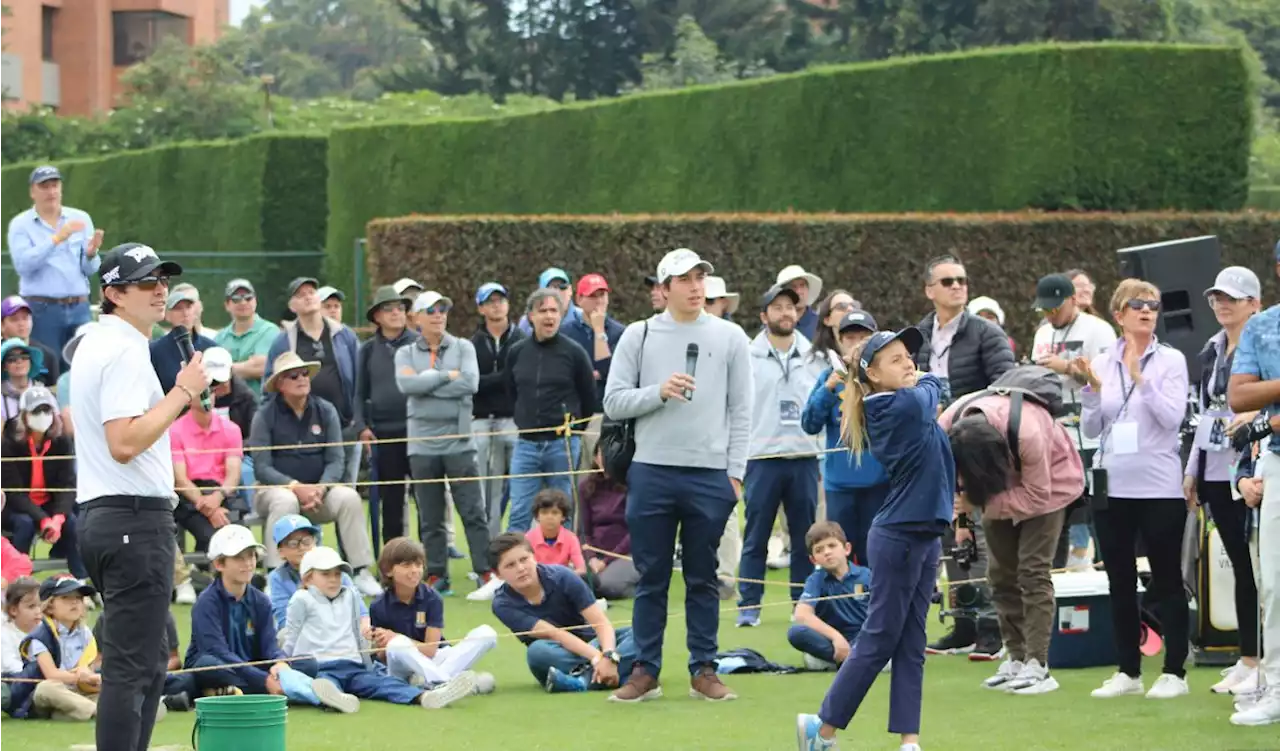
[717,502,742,582]
[983,509,1066,664]
[578,413,603,471]
[255,486,373,570]
[173,543,190,586]
[33,680,97,721]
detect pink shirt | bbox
[525,527,586,571]
[170,411,243,483]
[939,394,1084,523]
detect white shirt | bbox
[71,315,177,503]
[1031,311,1116,451]
[1,615,26,675]
[930,313,962,378]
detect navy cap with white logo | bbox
[838,309,878,334]
[29,165,62,185]
[857,328,924,382]
[39,574,96,600]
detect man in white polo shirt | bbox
[73,242,209,751]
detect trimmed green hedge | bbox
[2,133,328,321]
[328,43,1253,285]
[365,212,1280,348]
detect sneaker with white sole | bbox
[795,713,838,750]
[420,671,478,708]
[174,581,198,605]
[1211,660,1257,694]
[981,658,1023,690]
[1006,659,1059,695]
[1145,673,1189,699]
[352,570,383,598]
[1230,667,1261,696]
[803,654,837,672]
[466,574,505,602]
[1091,672,1144,698]
[312,677,360,713]
[1231,689,1280,726]
[1235,686,1268,712]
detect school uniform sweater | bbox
[862,373,953,530]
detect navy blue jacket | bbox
[801,367,889,490]
[862,373,953,529]
[150,328,216,394]
[560,307,626,405]
[186,577,284,687]
[264,319,359,425]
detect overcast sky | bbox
[229,0,263,26]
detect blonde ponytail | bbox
[839,374,868,466]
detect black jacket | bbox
[504,332,598,440]
[914,310,1015,401]
[0,415,75,524]
[472,321,525,419]
[215,374,259,439]
[354,327,417,434]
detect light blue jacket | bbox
[802,366,889,490]
[747,331,822,460]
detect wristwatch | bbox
[596,332,608,341]
[602,649,620,664]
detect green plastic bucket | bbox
[193,694,287,751]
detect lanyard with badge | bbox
[1193,345,1235,455]
[1091,357,1147,510]
[772,345,802,427]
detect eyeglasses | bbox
[1208,292,1250,306]
[1124,299,1161,312]
[228,294,254,303]
[377,302,406,314]
[830,301,853,313]
[4,353,31,364]
[280,536,317,550]
[282,370,310,381]
[546,281,568,290]
[934,276,968,288]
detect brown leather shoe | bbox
[608,666,663,703]
[689,664,738,701]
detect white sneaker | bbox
[1211,660,1257,694]
[982,658,1023,690]
[1007,659,1059,695]
[1230,667,1261,696]
[1236,686,1268,712]
[1231,689,1280,726]
[900,744,922,751]
[596,598,609,612]
[352,570,382,598]
[174,581,198,605]
[1145,673,1189,699]
[466,575,505,602]
[803,654,837,672]
[419,671,477,709]
[1065,553,1092,573]
[881,659,892,674]
[1091,672,1144,698]
[766,536,789,570]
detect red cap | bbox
[576,273,610,297]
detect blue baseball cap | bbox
[272,514,322,545]
[838,309,877,334]
[476,282,508,305]
[29,165,62,185]
[538,267,571,288]
[857,328,924,381]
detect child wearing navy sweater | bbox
[797,329,952,751]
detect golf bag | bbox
[1182,506,1241,667]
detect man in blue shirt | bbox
[489,533,637,695]
[6,166,104,361]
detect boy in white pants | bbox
[368,537,497,691]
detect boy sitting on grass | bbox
[10,575,100,721]
[267,514,369,636]
[186,525,339,710]
[788,522,873,672]
[489,533,640,696]
[525,489,587,577]
[369,537,497,692]
[285,545,477,711]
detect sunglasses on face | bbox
[1124,298,1161,312]
[424,305,450,315]
[546,281,568,290]
[934,276,968,288]
[228,294,254,304]
[283,370,310,382]
[107,275,170,292]
[4,353,30,364]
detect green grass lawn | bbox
[3,551,1273,751]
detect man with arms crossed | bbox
[73,243,209,751]
[603,248,753,703]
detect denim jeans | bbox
[473,417,517,537]
[525,627,636,687]
[28,298,90,368]
[788,624,838,663]
[506,436,580,533]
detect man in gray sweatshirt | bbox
[394,291,493,595]
[603,248,753,704]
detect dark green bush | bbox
[365,211,1280,347]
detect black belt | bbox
[26,295,88,305]
[81,495,174,512]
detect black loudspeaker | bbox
[1116,235,1221,385]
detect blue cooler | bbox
[1048,570,1143,669]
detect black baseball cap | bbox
[838,309,878,334]
[759,284,802,310]
[1034,274,1075,311]
[39,574,96,600]
[286,277,319,297]
[98,243,183,287]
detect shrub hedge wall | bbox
[2,134,328,320]
[328,43,1252,285]
[364,212,1280,347]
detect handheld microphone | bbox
[171,325,212,411]
[684,343,698,401]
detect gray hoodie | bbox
[394,333,480,457]
[603,311,753,480]
[748,330,823,459]
[283,583,369,666]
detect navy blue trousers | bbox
[825,484,889,567]
[818,525,940,735]
[626,462,737,678]
[739,458,819,607]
